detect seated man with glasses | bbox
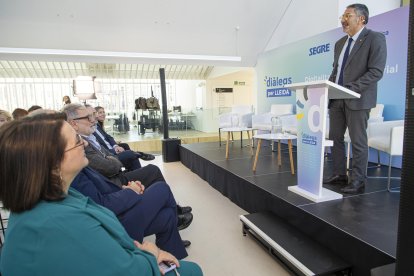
[62,104,163,188]
[62,104,192,215]
[86,105,143,172]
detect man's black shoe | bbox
[177,213,193,231]
[177,205,192,215]
[182,240,191,248]
[341,180,365,194]
[323,175,348,185]
[138,152,155,161]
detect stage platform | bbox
[180,140,400,276]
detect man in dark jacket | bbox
[324,3,387,194]
[71,166,192,259]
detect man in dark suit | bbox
[63,104,193,214]
[71,166,192,259]
[83,105,143,171]
[91,105,155,162]
[324,3,387,193]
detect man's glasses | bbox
[339,13,357,21]
[65,134,85,152]
[73,113,96,122]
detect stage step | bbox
[370,263,395,276]
[240,212,351,276]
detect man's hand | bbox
[123,181,144,194]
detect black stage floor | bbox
[180,140,400,276]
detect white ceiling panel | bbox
[0,61,213,80]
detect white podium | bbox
[285,80,360,202]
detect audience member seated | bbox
[84,105,147,170]
[0,109,12,127]
[62,105,193,215]
[95,106,155,161]
[72,166,193,258]
[27,105,43,113]
[11,108,28,120]
[0,115,202,275]
[63,95,71,105]
[63,104,141,173]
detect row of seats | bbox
[218,104,404,192]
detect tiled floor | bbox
[143,156,290,276]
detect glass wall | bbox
[0,77,202,115]
[0,78,217,139]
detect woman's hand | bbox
[134,241,180,275]
[157,250,180,268]
[134,240,159,257]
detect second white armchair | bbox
[252,104,294,132]
[368,120,404,192]
[218,105,253,146]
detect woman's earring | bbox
[59,170,64,183]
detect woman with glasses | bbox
[0,115,202,275]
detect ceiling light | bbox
[0,47,241,62]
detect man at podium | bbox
[323,3,387,193]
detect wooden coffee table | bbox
[253,133,297,174]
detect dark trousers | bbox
[118,142,131,150]
[117,181,187,259]
[110,164,165,188]
[329,100,370,181]
[117,150,141,171]
[123,164,165,187]
[119,143,147,157]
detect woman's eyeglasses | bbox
[65,134,85,152]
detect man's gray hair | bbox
[61,103,85,121]
[347,3,369,24]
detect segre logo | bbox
[264,76,292,98]
[309,43,330,56]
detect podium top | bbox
[285,80,360,100]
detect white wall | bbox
[206,69,255,110]
[208,67,251,79]
[265,0,401,52]
[173,80,200,113]
[265,0,338,52]
[185,69,256,133]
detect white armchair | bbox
[218,105,253,146]
[368,120,404,192]
[368,103,385,124]
[252,104,294,132]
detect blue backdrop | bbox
[256,6,409,167]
